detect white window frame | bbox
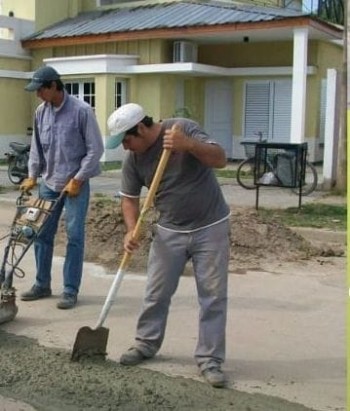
[115,79,127,110]
[65,80,95,109]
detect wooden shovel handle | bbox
[136,147,171,225]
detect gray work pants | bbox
[134,219,230,366]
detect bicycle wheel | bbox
[292,161,318,196]
[236,158,256,189]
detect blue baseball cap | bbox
[25,66,60,91]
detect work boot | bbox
[56,293,77,309]
[20,285,52,301]
[120,347,151,366]
[200,364,226,388]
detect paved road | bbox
[0,199,345,411]
[0,167,346,411]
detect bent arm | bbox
[187,140,227,169]
[163,123,227,169]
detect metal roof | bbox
[23,0,309,41]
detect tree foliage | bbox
[317,0,344,25]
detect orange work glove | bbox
[63,178,82,197]
[20,177,37,192]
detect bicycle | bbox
[236,138,318,196]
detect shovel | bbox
[71,147,172,361]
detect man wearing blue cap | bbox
[20,66,104,309]
[107,103,231,388]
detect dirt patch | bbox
[56,198,344,275]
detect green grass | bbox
[214,168,237,178]
[258,203,347,231]
[100,162,237,177]
[100,161,122,171]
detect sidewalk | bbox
[0,165,339,210]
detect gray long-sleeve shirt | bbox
[29,90,104,192]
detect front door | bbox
[204,80,233,158]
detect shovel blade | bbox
[71,326,109,362]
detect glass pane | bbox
[72,83,79,95]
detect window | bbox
[65,81,95,109]
[115,80,127,110]
[243,80,292,143]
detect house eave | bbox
[21,17,343,50]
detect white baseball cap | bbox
[106,103,145,149]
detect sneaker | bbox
[56,293,77,309]
[201,365,226,388]
[120,347,150,366]
[20,285,52,301]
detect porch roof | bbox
[22,0,343,49]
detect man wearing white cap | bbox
[107,103,230,388]
[20,66,104,309]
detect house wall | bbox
[0,77,32,132]
[199,42,294,67]
[315,40,343,74]
[51,39,169,64]
[1,0,35,19]
[1,0,96,29]
[231,0,302,10]
[305,40,342,161]
[0,55,32,156]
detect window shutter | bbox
[271,80,292,143]
[244,82,270,140]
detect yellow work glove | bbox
[63,178,82,197]
[20,177,37,192]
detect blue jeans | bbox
[34,181,90,296]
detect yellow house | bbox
[0,0,343,168]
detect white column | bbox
[323,68,339,189]
[290,28,308,144]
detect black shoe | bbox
[56,293,77,309]
[20,285,52,301]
